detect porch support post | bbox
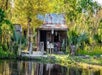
[65,31,68,51]
[37,30,40,51]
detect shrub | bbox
[76,46,102,56]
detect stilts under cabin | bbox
[36,14,68,54]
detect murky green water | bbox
[0,60,101,75]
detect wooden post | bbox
[27,17,32,54]
[37,30,40,51]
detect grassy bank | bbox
[20,54,102,70]
[40,54,102,65]
[40,54,102,70]
[0,50,102,70]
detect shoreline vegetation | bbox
[0,53,102,70]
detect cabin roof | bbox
[37,23,68,31]
[37,14,68,31]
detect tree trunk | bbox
[27,17,32,54]
[5,0,8,10]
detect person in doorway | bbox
[57,41,61,51]
[54,43,58,53]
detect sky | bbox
[94,0,102,5]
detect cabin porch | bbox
[37,30,67,54]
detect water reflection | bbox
[0,60,101,75]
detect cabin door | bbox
[40,30,46,51]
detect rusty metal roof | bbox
[37,23,68,31]
[37,14,68,31]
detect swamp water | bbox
[0,60,101,75]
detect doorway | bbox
[40,30,46,51]
[54,32,59,42]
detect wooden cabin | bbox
[36,14,68,53]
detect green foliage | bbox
[0,9,5,23]
[94,34,102,44]
[76,46,102,55]
[0,28,2,35]
[77,0,99,12]
[0,9,5,35]
[68,30,78,45]
[0,8,13,57]
[68,30,89,50]
[0,45,15,58]
[0,8,12,30]
[65,0,102,55]
[12,0,56,29]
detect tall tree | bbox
[58,0,101,50]
[12,0,58,53]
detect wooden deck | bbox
[21,51,47,58]
[21,50,64,59]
